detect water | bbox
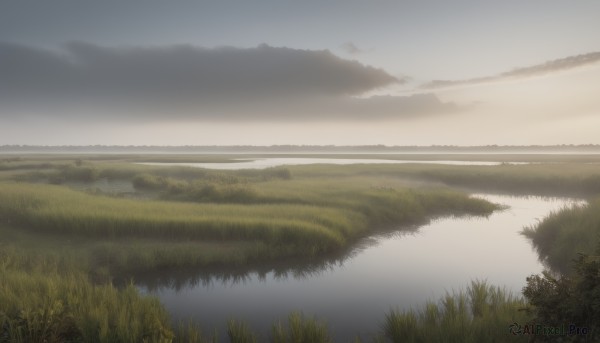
[138,157,521,170]
[139,194,582,341]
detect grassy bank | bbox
[0,175,496,278]
[522,197,600,274]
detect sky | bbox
[1,1,599,146]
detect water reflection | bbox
[134,238,378,292]
[134,226,421,292]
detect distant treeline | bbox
[2,144,600,154]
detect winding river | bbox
[138,193,582,341]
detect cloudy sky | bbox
[1,1,599,146]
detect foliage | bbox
[523,246,600,342]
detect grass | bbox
[287,162,600,198]
[5,153,600,198]
[0,177,496,277]
[522,197,600,274]
[383,280,530,343]
[227,320,258,343]
[0,270,173,342]
[0,182,360,246]
[2,153,600,341]
[271,312,332,343]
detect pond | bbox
[138,194,582,341]
[138,157,521,170]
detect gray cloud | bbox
[0,42,455,122]
[422,51,600,89]
[0,42,397,101]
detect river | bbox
[138,193,582,341]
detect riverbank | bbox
[1,154,599,342]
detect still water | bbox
[139,194,582,341]
[139,157,514,169]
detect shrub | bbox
[523,245,600,341]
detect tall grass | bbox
[0,181,495,257]
[0,273,531,343]
[0,178,497,284]
[0,182,361,249]
[0,269,173,342]
[173,321,218,343]
[383,280,530,343]
[522,197,600,274]
[271,312,331,343]
[227,320,258,343]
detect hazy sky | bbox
[1,1,599,145]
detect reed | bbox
[383,280,530,343]
[522,197,600,274]
[0,181,496,267]
[0,269,173,343]
[227,319,258,343]
[271,312,331,343]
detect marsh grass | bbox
[288,163,600,198]
[271,312,331,343]
[383,281,530,343]
[0,183,362,248]
[173,321,218,343]
[6,154,600,197]
[522,197,600,274]
[0,180,495,260]
[0,269,173,342]
[227,320,258,343]
[7,156,592,342]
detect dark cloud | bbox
[0,42,453,122]
[0,42,397,101]
[422,51,600,89]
